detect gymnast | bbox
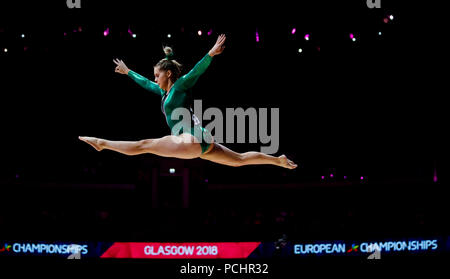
[79,34,297,169]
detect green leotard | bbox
[127,53,215,154]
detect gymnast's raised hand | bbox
[208,34,226,57]
[113,58,130,75]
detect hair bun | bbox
[163,46,173,57]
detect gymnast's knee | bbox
[136,139,154,151]
[231,154,245,167]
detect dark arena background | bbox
[0,0,447,273]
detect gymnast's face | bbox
[154,67,172,91]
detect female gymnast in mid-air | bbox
[79,34,297,169]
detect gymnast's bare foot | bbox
[79,136,104,151]
[278,154,298,169]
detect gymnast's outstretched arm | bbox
[113,58,163,96]
[177,34,226,91]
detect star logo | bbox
[347,244,359,253]
[0,244,12,252]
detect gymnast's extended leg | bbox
[200,142,297,169]
[78,134,202,159]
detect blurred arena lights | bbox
[127,27,135,38]
[0,21,399,57]
[433,168,438,183]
